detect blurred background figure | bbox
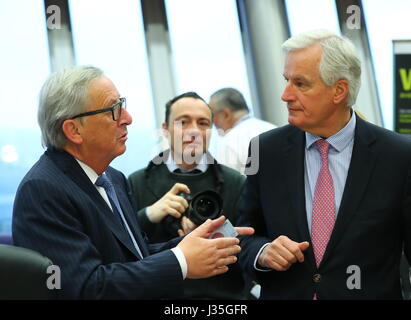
[209,88,276,174]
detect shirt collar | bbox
[233,114,251,128]
[306,110,356,152]
[166,152,208,173]
[75,158,101,184]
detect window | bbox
[0,0,50,233]
[362,0,411,130]
[69,0,158,174]
[165,0,252,153]
[285,0,340,36]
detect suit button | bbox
[313,274,321,283]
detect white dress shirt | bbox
[217,115,276,174]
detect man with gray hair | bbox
[12,65,253,299]
[209,88,276,174]
[238,29,411,299]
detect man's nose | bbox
[119,107,132,126]
[281,82,294,102]
[185,124,202,138]
[186,128,201,137]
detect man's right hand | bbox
[146,183,190,223]
[177,217,253,279]
[257,235,309,271]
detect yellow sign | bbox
[399,68,411,91]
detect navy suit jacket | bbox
[238,115,411,299]
[12,148,184,299]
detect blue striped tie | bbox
[95,174,143,259]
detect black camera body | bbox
[162,190,223,236]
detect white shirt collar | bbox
[166,152,208,173]
[306,110,356,153]
[75,159,101,184]
[233,114,251,128]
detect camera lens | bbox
[195,197,217,218]
[187,190,222,225]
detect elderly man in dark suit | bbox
[238,29,411,299]
[12,65,253,299]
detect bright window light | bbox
[69,0,157,174]
[285,0,341,36]
[0,0,50,233]
[363,0,411,130]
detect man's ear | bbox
[162,122,169,138]
[222,107,231,119]
[62,119,83,145]
[333,79,349,105]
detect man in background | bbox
[128,92,248,299]
[209,88,276,174]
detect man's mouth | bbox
[288,105,302,112]
[183,141,200,146]
[118,132,128,140]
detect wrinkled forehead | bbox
[283,45,323,78]
[86,76,120,109]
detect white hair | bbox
[38,65,103,149]
[282,29,361,106]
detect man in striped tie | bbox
[237,29,411,299]
[12,66,254,299]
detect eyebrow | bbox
[283,74,309,82]
[174,115,211,122]
[105,96,121,107]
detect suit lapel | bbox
[46,149,143,259]
[284,128,317,267]
[284,129,313,242]
[320,116,377,267]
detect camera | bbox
[162,190,223,236]
[178,190,223,225]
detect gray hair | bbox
[282,29,361,106]
[210,87,249,113]
[38,65,103,149]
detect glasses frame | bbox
[70,97,126,121]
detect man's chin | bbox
[182,147,204,161]
[115,146,127,157]
[288,115,303,127]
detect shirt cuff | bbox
[171,247,188,279]
[145,207,156,223]
[254,242,272,272]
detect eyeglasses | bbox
[71,97,126,121]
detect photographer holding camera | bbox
[128,92,247,299]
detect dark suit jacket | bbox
[128,152,247,299]
[238,115,411,299]
[12,148,184,299]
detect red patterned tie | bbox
[311,140,336,268]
